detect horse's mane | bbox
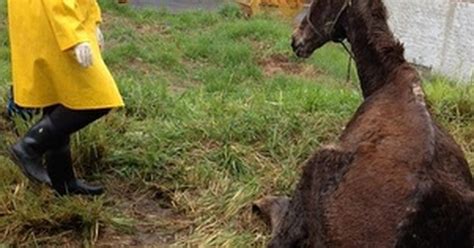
[359,0,406,70]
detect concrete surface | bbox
[385,0,474,82]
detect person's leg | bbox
[6,86,40,121]
[46,105,110,138]
[9,104,110,195]
[42,105,57,116]
[8,104,61,185]
[45,136,104,196]
[44,105,110,196]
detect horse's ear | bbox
[252,196,290,234]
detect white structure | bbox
[384,0,474,83]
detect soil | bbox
[258,54,321,77]
[94,181,190,247]
[12,180,191,247]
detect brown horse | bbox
[253,0,474,247]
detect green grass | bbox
[0,1,473,247]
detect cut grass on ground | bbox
[0,1,473,247]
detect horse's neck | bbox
[345,12,407,98]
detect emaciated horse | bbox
[253,0,474,247]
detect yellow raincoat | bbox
[8,0,124,109]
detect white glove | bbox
[74,42,93,68]
[96,26,104,51]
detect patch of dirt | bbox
[258,54,322,78]
[134,23,171,36]
[125,57,160,76]
[95,181,190,247]
[0,177,189,247]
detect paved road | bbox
[131,0,229,11]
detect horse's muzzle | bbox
[291,36,311,58]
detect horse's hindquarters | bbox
[322,157,418,247]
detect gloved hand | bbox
[96,26,104,51]
[74,42,93,68]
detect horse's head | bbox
[292,0,351,58]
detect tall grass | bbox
[0,1,472,246]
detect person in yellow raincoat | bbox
[7,0,124,196]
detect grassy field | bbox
[0,1,473,247]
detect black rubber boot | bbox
[8,116,53,185]
[46,140,104,196]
